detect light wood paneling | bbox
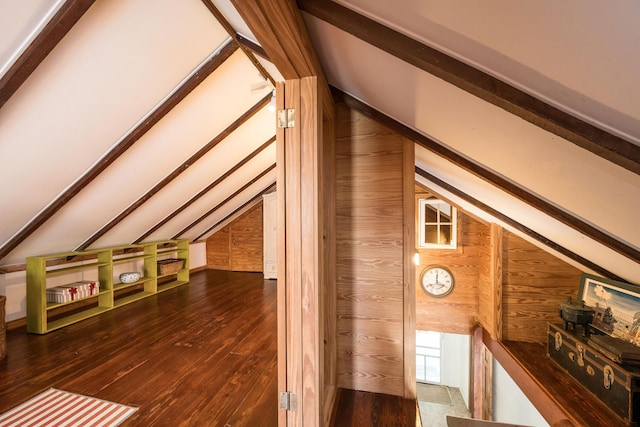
[206,225,230,269]
[299,77,322,426]
[335,103,408,397]
[230,204,263,272]
[477,222,493,336]
[502,230,582,342]
[278,77,326,426]
[206,203,263,272]
[490,224,503,340]
[275,81,287,427]
[322,106,338,424]
[402,138,416,400]
[415,185,486,334]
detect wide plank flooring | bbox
[0,269,277,426]
[331,389,419,427]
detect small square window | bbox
[418,198,457,249]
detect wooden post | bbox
[403,138,416,400]
[277,77,323,426]
[471,324,483,419]
[490,223,503,340]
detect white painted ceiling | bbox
[301,0,640,281]
[0,0,638,282]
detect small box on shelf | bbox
[46,280,100,303]
[157,258,184,275]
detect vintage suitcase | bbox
[548,323,640,426]
[589,335,640,366]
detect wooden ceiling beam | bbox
[201,0,275,86]
[75,92,272,251]
[237,34,269,60]
[173,163,276,240]
[415,167,622,282]
[133,136,275,244]
[0,41,238,261]
[230,0,333,118]
[331,87,640,269]
[0,0,96,110]
[299,0,640,176]
[193,182,276,242]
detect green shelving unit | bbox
[26,239,189,334]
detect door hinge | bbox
[277,109,295,128]
[279,391,297,411]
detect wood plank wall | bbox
[206,226,230,269]
[205,203,263,272]
[229,204,263,272]
[502,230,582,342]
[322,109,338,422]
[415,185,486,334]
[414,185,584,343]
[335,103,411,397]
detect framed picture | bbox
[579,273,640,345]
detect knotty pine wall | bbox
[335,103,414,397]
[415,185,486,335]
[501,230,582,342]
[206,203,263,272]
[415,183,584,343]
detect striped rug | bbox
[0,388,137,427]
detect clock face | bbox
[420,266,454,297]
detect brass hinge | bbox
[277,109,295,128]
[279,391,297,411]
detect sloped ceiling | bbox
[298,0,640,281]
[0,0,638,283]
[0,0,281,265]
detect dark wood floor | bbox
[331,389,419,427]
[0,269,278,426]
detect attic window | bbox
[418,198,457,249]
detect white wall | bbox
[493,359,549,427]
[0,242,206,323]
[441,332,471,409]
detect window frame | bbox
[418,198,458,249]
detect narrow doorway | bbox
[416,330,472,426]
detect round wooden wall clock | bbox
[420,265,455,298]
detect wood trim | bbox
[483,330,579,427]
[172,163,276,240]
[0,0,97,110]
[490,224,503,340]
[276,82,289,427]
[284,79,303,426]
[193,183,276,242]
[132,136,275,244]
[75,91,271,250]
[415,167,622,282]
[331,88,636,276]
[403,138,416,400]
[0,40,239,261]
[275,81,287,427]
[201,0,275,86]
[299,76,322,426]
[237,34,269,60]
[321,108,337,426]
[230,0,334,120]
[471,324,483,418]
[299,0,640,176]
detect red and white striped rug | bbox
[0,388,137,427]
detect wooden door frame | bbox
[277,77,325,426]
